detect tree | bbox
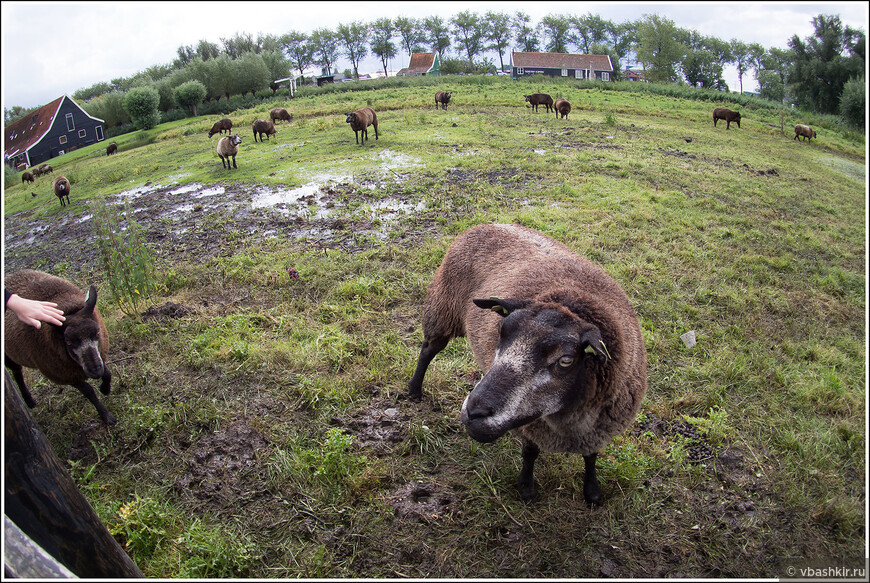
[175,44,195,68]
[82,92,129,128]
[421,15,451,59]
[394,16,425,57]
[196,39,221,61]
[729,39,753,94]
[450,10,486,67]
[122,86,160,130]
[512,11,540,53]
[789,14,866,114]
[839,76,865,127]
[757,47,794,103]
[233,52,270,97]
[310,27,339,76]
[4,105,37,124]
[484,11,512,72]
[540,14,571,53]
[280,31,313,83]
[153,80,176,112]
[222,32,256,59]
[635,14,687,83]
[210,54,235,100]
[173,80,207,117]
[603,20,637,79]
[337,21,369,79]
[682,32,727,89]
[571,13,609,54]
[261,49,290,84]
[370,18,397,77]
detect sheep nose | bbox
[461,392,494,422]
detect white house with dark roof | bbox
[510,52,614,81]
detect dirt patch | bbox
[173,418,270,507]
[634,412,714,462]
[389,480,455,522]
[141,301,195,322]
[67,418,110,462]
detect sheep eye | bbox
[557,356,575,368]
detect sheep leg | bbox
[232,155,237,169]
[99,367,112,396]
[5,357,37,408]
[407,335,450,401]
[583,453,602,506]
[516,438,540,502]
[373,125,378,140]
[72,380,117,426]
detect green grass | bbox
[4,76,865,578]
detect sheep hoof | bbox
[516,480,537,504]
[583,481,602,507]
[102,411,118,426]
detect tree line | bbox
[4,11,864,129]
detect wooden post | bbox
[4,371,144,578]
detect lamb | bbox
[4,269,116,425]
[208,118,233,138]
[52,176,71,206]
[345,107,379,145]
[713,107,741,129]
[794,124,817,142]
[21,171,34,184]
[408,223,648,504]
[252,119,277,143]
[216,134,243,169]
[554,98,571,119]
[270,108,293,123]
[524,93,554,113]
[106,142,118,155]
[435,91,452,110]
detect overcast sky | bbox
[2,1,867,110]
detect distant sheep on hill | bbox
[554,98,571,119]
[713,107,741,129]
[208,118,233,138]
[252,119,277,143]
[345,107,378,145]
[270,108,293,123]
[435,91,452,109]
[794,124,817,142]
[524,93,554,113]
[106,142,118,156]
[21,171,34,184]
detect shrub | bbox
[123,86,160,130]
[838,76,865,129]
[173,80,208,117]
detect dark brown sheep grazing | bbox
[217,134,243,169]
[208,118,233,138]
[713,107,741,129]
[5,269,116,425]
[435,91,452,110]
[794,124,817,142]
[252,119,277,143]
[52,175,71,206]
[345,107,379,145]
[408,224,648,504]
[21,171,34,184]
[38,163,53,175]
[106,142,118,155]
[524,93,554,113]
[270,108,293,123]
[554,98,571,119]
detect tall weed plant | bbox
[94,201,156,316]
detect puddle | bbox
[534,149,546,155]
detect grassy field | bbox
[3,75,866,578]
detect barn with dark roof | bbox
[4,95,106,169]
[510,52,614,81]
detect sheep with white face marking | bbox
[216,134,243,169]
[5,269,116,425]
[52,175,71,206]
[794,124,817,142]
[408,224,648,504]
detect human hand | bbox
[6,293,65,329]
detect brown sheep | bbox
[713,107,741,129]
[217,134,243,169]
[208,118,233,138]
[435,91,452,110]
[21,171,34,184]
[408,224,648,504]
[38,163,53,175]
[524,93,554,113]
[345,107,379,145]
[252,119,277,143]
[5,269,116,425]
[270,108,293,123]
[106,142,118,155]
[554,98,571,119]
[794,124,817,142]
[52,175,71,207]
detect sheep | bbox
[270,108,293,123]
[794,124,817,142]
[407,223,648,505]
[216,134,243,169]
[38,163,53,175]
[435,91,452,110]
[106,142,118,155]
[524,93,554,113]
[4,269,116,425]
[208,118,233,138]
[345,107,379,145]
[52,175,71,206]
[252,118,277,143]
[21,171,34,184]
[554,98,571,119]
[713,107,741,129]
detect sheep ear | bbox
[473,298,530,317]
[580,327,609,365]
[82,285,98,314]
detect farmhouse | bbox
[511,52,614,81]
[624,68,649,82]
[396,53,440,77]
[4,95,105,168]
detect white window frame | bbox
[516,67,524,75]
[575,70,584,80]
[602,72,610,81]
[561,68,568,77]
[65,113,75,131]
[78,129,87,138]
[59,135,67,145]
[95,126,104,141]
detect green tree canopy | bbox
[540,14,571,53]
[122,86,160,130]
[280,31,313,83]
[337,21,369,79]
[310,27,340,75]
[421,15,451,59]
[370,18,397,77]
[635,14,687,83]
[173,80,207,117]
[450,10,486,67]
